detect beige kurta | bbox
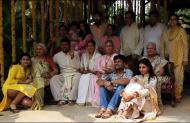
[50,51,81,101]
[120,23,143,56]
[160,27,188,99]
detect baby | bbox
[117,78,144,118]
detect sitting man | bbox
[50,37,81,105]
[95,54,133,119]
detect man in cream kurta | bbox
[120,11,143,56]
[143,11,166,56]
[50,38,81,104]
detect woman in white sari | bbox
[77,40,101,105]
[118,58,160,122]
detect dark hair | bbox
[107,24,115,31]
[79,20,91,40]
[61,37,70,45]
[125,10,136,21]
[169,14,181,26]
[125,55,139,75]
[87,40,96,47]
[114,54,126,63]
[59,23,68,31]
[17,52,31,64]
[138,58,155,80]
[69,21,79,29]
[149,10,159,17]
[94,11,103,18]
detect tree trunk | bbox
[11,0,16,62]
[55,0,60,37]
[22,0,27,52]
[32,0,36,41]
[41,0,45,42]
[49,0,54,40]
[0,0,4,84]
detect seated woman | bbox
[0,53,37,113]
[99,24,120,54]
[89,40,117,107]
[117,58,160,122]
[76,40,101,105]
[31,43,58,110]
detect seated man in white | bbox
[50,37,81,105]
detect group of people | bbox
[0,9,188,122]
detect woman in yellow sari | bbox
[0,53,36,113]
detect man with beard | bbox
[50,37,81,105]
[95,54,133,119]
[90,11,107,49]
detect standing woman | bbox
[160,14,188,103]
[31,43,58,110]
[0,53,36,113]
[76,40,101,105]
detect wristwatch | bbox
[110,81,113,86]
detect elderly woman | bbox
[89,40,117,107]
[31,43,58,110]
[76,40,101,105]
[0,53,36,113]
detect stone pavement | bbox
[0,94,190,122]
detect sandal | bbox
[95,108,106,118]
[68,100,75,106]
[101,109,113,119]
[10,104,20,113]
[57,100,68,106]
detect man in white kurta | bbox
[143,11,166,56]
[120,11,143,56]
[50,39,81,104]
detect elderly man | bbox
[50,38,81,105]
[95,54,133,119]
[120,11,143,56]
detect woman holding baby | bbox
[118,58,160,122]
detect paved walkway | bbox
[0,94,190,122]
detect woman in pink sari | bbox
[89,40,117,107]
[99,24,120,54]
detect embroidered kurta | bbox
[120,23,143,56]
[0,64,37,111]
